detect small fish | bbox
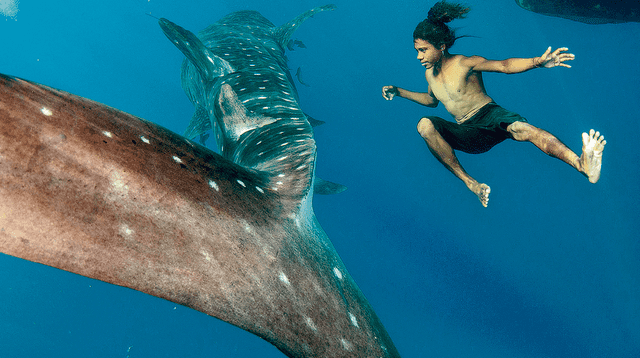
[295,66,311,87]
[286,39,307,51]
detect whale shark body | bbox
[0,5,399,358]
[515,0,639,24]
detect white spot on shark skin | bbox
[255,186,264,194]
[40,107,53,116]
[208,180,219,191]
[103,131,113,138]
[236,179,246,187]
[110,171,129,195]
[243,221,254,233]
[305,316,318,332]
[279,272,290,285]
[340,338,353,351]
[173,156,183,164]
[119,224,134,239]
[333,267,343,280]
[201,250,212,261]
[348,312,359,328]
[140,136,150,144]
[380,344,389,354]
[277,156,288,161]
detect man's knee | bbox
[417,117,437,137]
[507,121,535,141]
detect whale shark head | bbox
[0,5,399,358]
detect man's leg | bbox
[507,121,606,183]
[417,117,491,207]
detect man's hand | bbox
[535,46,575,68]
[382,85,399,100]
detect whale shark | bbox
[0,4,399,358]
[515,0,640,24]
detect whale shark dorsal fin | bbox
[218,84,275,141]
[159,18,234,81]
[273,4,337,49]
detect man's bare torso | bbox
[426,54,494,123]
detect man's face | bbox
[414,39,442,69]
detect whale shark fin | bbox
[159,18,234,81]
[217,84,276,143]
[273,4,337,50]
[304,112,325,127]
[184,105,212,140]
[314,177,347,195]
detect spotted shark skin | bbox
[0,5,399,358]
[515,0,639,24]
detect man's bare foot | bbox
[469,182,491,207]
[580,129,606,183]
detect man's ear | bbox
[439,44,446,52]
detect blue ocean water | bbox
[0,0,638,357]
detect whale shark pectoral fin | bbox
[314,177,347,195]
[304,112,325,127]
[273,4,337,49]
[183,105,212,140]
[159,18,234,81]
[218,84,276,141]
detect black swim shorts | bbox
[426,102,527,154]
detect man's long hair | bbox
[413,1,470,49]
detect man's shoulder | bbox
[454,54,486,65]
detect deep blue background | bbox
[1,1,639,357]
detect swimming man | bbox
[382,1,606,207]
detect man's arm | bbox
[465,47,575,74]
[382,86,439,107]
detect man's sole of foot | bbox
[476,184,490,207]
[581,129,606,184]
